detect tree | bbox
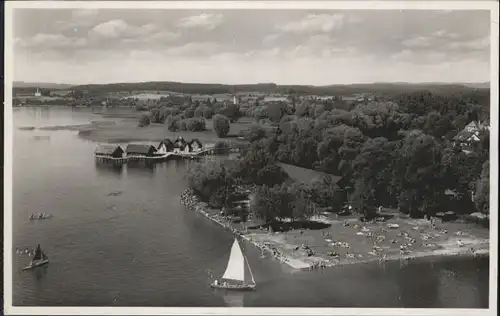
[234,142,289,186]
[166,115,177,131]
[295,102,310,117]
[187,161,237,203]
[186,118,206,131]
[266,102,285,122]
[213,114,230,138]
[250,185,281,224]
[203,107,214,119]
[441,144,483,199]
[287,182,316,221]
[221,103,241,122]
[185,108,195,118]
[194,106,204,118]
[150,107,167,123]
[391,131,446,218]
[310,175,344,210]
[474,161,489,214]
[138,114,150,127]
[71,90,84,99]
[244,124,267,142]
[178,120,187,131]
[253,106,268,121]
[349,137,397,211]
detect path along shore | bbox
[181,188,489,271]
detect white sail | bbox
[222,238,245,282]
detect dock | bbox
[94,143,244,165]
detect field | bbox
[75,114,255,144]
[279,163,341,184]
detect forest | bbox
[186,89,490,224]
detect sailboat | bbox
[22,244,49,271]
[210,238,256,291]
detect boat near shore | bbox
[22,244,49,271]
[29,213,52,220]
[210,238,256,291]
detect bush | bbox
[187,160,237,202]
[178,120,187,131]
[250,182,315,224]
[194,107,204,118]
[213,114,230,138]
[203,108,214,119]
[138,115,150,127]
[150,108,164,123]
[166,115,177,131]
[185,108,195,118]
[186,118,206,132]
[244,124,267,142]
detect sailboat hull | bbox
[22,259,49,271]
[210,283,256,291]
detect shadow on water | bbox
[218,290,245,307]
[397,259,440,307]
[32,265,49,282]
[95,163,125,179]
[396,256,489,308]
[125,161,155,177]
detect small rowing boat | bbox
[22,244,49,271]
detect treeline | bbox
[187,141,347,224]
[258,91,490,217]
[68,81,490,98]
[136,96,240,137]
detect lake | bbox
[11,107,489,308]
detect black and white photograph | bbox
[3,1,498,315]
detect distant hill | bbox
[460,82,490,89]
[69,81,490,96]
[13,81,73,89]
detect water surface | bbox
[12,107,489,308]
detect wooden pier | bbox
[95,143,245,166]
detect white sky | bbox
[12,9,491,85]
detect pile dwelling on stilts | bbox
[94,144,125,164]
[126,144,157,162]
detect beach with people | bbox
[180,188,489,271]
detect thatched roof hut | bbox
[190,138,203,149]
[158,139,174,152]
[94,144,124,158]
[126,144,156,157]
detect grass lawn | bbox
[76,115,253,145]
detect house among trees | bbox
[34,86,42,98]
[126,144,157,157]
[157,139,174,154]
[94,144,125,158]
[189,139,203,152]
[178,143,193,154]
[173,136,187,148]
[453,120,489,149]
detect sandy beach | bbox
[180,188,490,271]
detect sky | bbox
[12,9,491,85]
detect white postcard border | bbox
[3,1,498,315]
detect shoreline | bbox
[180,188,489,271]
